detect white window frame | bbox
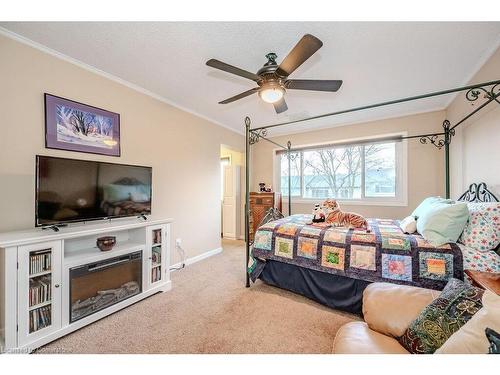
[273,133,408,206]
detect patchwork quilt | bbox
[250,214,464,290]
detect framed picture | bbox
[44,93,121,156]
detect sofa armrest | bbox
[362,283,439,338]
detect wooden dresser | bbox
[249,192,282,242]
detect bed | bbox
[248,184,500,314]
[243,81,500,313]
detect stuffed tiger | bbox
[322,199,370,232]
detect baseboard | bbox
[170,247,223,270]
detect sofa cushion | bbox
[363,282,439,338]
[435,290,500,354]
[399,278,484,354]
[333,322,409,354]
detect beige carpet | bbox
[37,240,359,354]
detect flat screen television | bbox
[36,155,152,226]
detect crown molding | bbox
[0,26,244,136]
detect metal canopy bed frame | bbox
[244,79,500,288]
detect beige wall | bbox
[252,111,447,219]
[448,46,500,199]
[0,35,244,264]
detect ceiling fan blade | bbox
[207,59,261,82]
[219,87,260,104]
[276,34,323,77]
[286,79,343,92]
[273,98,288,114]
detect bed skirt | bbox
[257,259,371,315]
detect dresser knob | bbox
[54,284,60,288]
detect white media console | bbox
[0,217,172,353]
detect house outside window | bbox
[276,136,407,206]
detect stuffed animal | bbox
[322,199,370,232]
[312,203,326,223]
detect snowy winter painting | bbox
[45,94,120,156]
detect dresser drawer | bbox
[262,197,273,205]
[250,197,273,206]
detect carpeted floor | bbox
[37,240,359,354]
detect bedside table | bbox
[464,270,500,295]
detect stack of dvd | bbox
[151,267,161,282]
[29,251,51,275]
[29,305,51,333]
[29,275,52,306]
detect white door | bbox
[17,240,62,347]
[222,165,240,239]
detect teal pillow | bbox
[411,196,453,219]
[103,184,137,202]
[416,201,469,246]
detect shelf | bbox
[152,263,161,268]
[152,243,162,247]
[64,241,144,268]
[0,217,173,249]
[29,300,52,311]
[29,270,51,278]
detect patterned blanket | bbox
[250,214,464,290]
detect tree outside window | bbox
[279,141,397,200]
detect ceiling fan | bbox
[206,34,342,114]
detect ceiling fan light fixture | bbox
[207,34,338,113]
[259,85,285,104]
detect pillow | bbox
[459,202,500,252]
[416,201,469,247]
[435,290,500,354]
[131,190,150,203]
[398,278,484,354]
[412,197,453,219]
[399,216,417,234]
[103,184,150,203]
[103,184,136,202]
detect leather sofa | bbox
[332,282,440,354]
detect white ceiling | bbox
[1,22,499,135]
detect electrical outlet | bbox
[176,238,182,247]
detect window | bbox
[280,152,301,196]
[277,138,406,205]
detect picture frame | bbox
[44,93,121,157]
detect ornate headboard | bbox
[457,182,499,203]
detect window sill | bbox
[282,197,408,207]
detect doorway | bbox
[220,145,244,240]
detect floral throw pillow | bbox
[398,278,484,354]
[459,202,500,252]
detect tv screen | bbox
[36,156,152,226]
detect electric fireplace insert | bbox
[69,251,142,323]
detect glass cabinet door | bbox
[17,240,62,347]
[146,225,167,289]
